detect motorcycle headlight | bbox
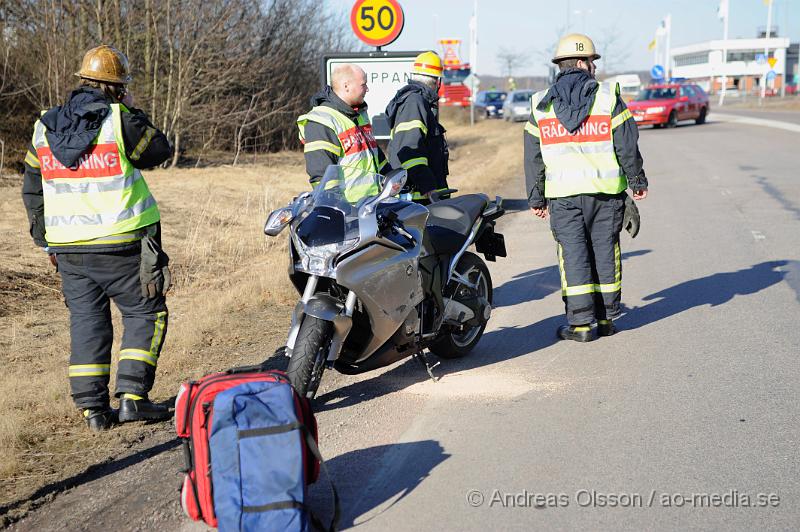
[296,238,358,277]
[264,207,294,236]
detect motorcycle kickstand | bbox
[414,350,440,382]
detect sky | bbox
[329,0,799,76]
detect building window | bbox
[674,52,709,66]
[727,50,775,62]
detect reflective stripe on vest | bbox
[531,82,627,198]
[297,106,382,197]
[32,103,160,244]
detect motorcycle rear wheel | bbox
[429,252,493,359]
[287,316,333,399]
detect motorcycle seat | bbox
[425,194,489,255]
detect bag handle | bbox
[302,426,341,532]
[224,364,265,375]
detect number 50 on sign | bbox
[350,0,405,47]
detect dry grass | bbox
[0,117,523,508]
[722,95,800,112]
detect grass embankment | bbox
[0,117,524,511]
[722,95,800,112]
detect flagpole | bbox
[761,0,773,102]
[718,0,730,106]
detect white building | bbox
[603,74,642,96]
[671,36,790,94]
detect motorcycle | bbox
[264,165,507,398]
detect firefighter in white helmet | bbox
[524,34,648,342]
[385,51,450,203]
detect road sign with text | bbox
[323,52,421,139]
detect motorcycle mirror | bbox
[381,168,407,198]
[364,169,407,215]
[264,206,294,236]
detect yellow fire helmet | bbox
[76,45,132,84]
[552,33,601,64]
[412,51,444,78]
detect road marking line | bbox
[751,230,766,240]
[711,113,800,134]
[721,189,732,196]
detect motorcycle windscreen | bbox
[296,207,347,247]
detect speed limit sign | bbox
[350,0,405,48]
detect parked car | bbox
[502,90,535,122]
[627,83,709,128]
[474,90,507,118]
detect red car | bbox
[627,83,709,128]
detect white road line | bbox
[711,113,800,134]
[751,230,766,241]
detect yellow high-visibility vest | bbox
[527,82,630,198]
[32,103,160,245]
[297,106,388,201]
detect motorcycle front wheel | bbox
[286,316,333,399]
[429,252,493,359]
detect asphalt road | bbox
[322,117,800,530]
[10,117,800,531]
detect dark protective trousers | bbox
[57,248,168,410]
[549,193,625,326]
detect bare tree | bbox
[496,47,530,80]
[0,0,355,170]
[595,25,632,77]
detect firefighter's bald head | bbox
[332,64,368,107]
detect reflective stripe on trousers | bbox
[549,194,625,325]
[58,250,168,409]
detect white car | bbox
[502,90,535,122]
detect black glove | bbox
[139,234,171,298]
[623,193,640,238]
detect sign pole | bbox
[718,0,729,107]
[665,13,672,81]
[469,0,477,127]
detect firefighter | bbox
[297,63,388,189]
[22,45,174,431]
[385,51,450,203]
[524,34,648,342]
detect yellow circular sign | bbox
[350,0,405,47]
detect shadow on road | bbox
[316,249,654,411]
[493,249,652,308]
[309,440,449,530]
[315,311,565,412]
[618,260,791,330]
[0,437,180,524]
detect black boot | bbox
[83,408,116,432]
[118,394,172,422]
[597,319,617,337]
[557,325,593,342]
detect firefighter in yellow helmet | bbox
[385,51,450,202]
[524,34,648,342]
[21,45,174,431]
